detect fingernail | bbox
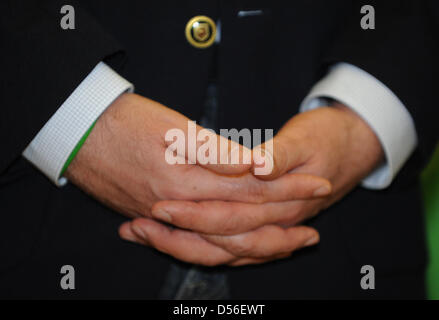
[131,225,151,246]
[121,233,138,243]
[313,185,331,197]
[132,225,147,239]
[253,149,274,176]
[304,236,319,247]
[153,209,172,223]
[253,149,265,166]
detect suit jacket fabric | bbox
[0,0,437,298]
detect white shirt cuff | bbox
[23,62,133,186]
[300,63,418,189]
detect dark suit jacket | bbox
[0,0,437,299]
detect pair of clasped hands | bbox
[66,93,383,266]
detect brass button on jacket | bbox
[185,15,216,49]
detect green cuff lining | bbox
[60,120,97,177]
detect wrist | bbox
[333,102,384,176]
[64,92,136,181]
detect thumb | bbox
[252,135,308,180]
[206,137,253,176]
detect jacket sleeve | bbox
[0,0,124,174]
[320,0,438,183]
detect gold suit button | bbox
[185,16,217,49]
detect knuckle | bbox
[214,205,239,234]
[181,205,200,227]
[287,203,306,224]
[219,218,239,235]
[228,237,255,257]
[246,182,266,203]
[218,205,262,235]
[151,182,170,199]
[137,207,151,218]
[163,184,186,200]
[218,221,237,235]
[218,206,254,235]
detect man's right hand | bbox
[66,93,247,217]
